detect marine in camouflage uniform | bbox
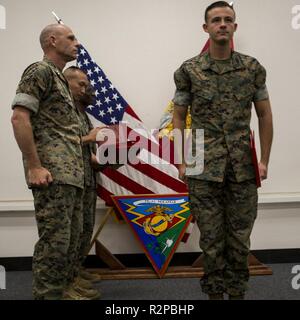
[77,106,97,269]
[11,24,84,300]
[172,2,273,299]
[63,67,100,278]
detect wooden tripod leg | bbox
[86,207,113,255]
[192,254,203,268]
[95,240,126,270]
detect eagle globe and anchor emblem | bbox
[143,205,174,237]
[112,194,191,276]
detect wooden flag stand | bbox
[88,208,272,280]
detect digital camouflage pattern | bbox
[12,58,84,189]
[78,111,97,188]
[32,185,83,300]
[188,162,258,296]
[173,51,267,296]
[76,110,97,269]
[77,187,97,269]
[173,51,269,182]
[12,59,85,300]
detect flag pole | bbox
[52,11,64,24]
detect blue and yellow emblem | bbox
[112,194,191,277]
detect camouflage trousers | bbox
[75,187,97,273]
[32,184,83,300]
[188,172,258,296]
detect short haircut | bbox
[205,1,235,23]
[39,24,68,51]
[64,66,86,79]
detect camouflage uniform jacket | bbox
[78,110,97,189]
[173,51,269,183]
[12,58,84,188]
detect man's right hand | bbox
[28,167,53,188]
[178,163,187,183]
[81,127,106,145]
[89,127,106,142]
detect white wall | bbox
[0,0,299,257]
[0,203,300,258]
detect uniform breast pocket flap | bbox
[192,91,214,116]
[193,90,214,105]
[234,85,256,102]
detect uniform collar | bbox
[43,57,69,86]
[199,51,245,74]
[43,57,62,72]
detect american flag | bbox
[77,45,187,209]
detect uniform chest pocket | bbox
[54,80,74,107]
[46,84,78,126]
[233,85,256,109]
[191,91,214,116]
